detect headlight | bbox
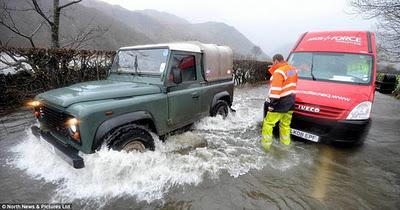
[66,118,81,141]
[70,124,77,133]
[346,101,372,120]
[28,101,42,118]
[28,100,41,107]
[66,118,79,127]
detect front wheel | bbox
[104,124,155,152]
[211,100,229,118]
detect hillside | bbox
[0,0,266,57]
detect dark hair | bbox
[272,54,284,62]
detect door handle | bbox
[191,92,199,99]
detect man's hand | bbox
[268,106,274,112]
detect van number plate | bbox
[291,129,320,142]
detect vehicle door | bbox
[166,52,201,128]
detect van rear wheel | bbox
[104,125,155,152]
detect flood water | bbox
[1,85,399,210]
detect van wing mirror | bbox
[172,67,182,84]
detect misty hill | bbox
[0,0,267,57]
[0,0,152,50]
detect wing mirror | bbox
[172,67,182,84]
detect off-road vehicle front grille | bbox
[40,105,69,137]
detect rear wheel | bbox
[104,124,155,152]
[211,100,229,118]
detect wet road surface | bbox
[1,85,399,209]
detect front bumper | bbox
[31,126,84,169]
[291,114,371,144]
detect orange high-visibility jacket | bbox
[267,62,298,112]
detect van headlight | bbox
[66,118,81,141]
[70,124,78,133]
[346,101,372,120]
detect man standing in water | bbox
[261,54,298,150]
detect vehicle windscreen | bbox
[111,48,169,74]
[288,52,373,84]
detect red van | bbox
[287,31,376,145]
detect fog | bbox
[100,0,375,56]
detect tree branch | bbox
[31,0,53,26]
[0,21,36,48]
[58,0,82,10]
[29,21,45,38]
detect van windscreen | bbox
[288,52,373,84]
[111,48,169,74]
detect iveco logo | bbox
[298,105,320,113]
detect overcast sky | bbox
[99,0,375,56]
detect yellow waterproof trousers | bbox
[261,111,293,150]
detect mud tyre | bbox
[211,100,229,118]
[104,124,155,152]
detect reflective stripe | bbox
[280,135,290,140]
[275,69,287,80]
[269,94,281,98]
[269,90,294,99]
[270,76,274,80]
[282,83,296,90]
[270,87,282,91]
[280,90,295,97]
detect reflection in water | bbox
[311,145,335,201]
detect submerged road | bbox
[0,85,399,210]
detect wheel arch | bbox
[211,91,231,108]
[92,111,158,151]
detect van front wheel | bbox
[104,125,155,152]
[211,100,229,118]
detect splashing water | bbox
[9,85,309,204]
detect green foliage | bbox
[376,72,384,81]
[394,75,400,99]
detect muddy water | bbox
[1,85,400,210]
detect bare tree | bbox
[32,0,82,48]
[0,0,107,49]
[60,16,108,49]
[351,0,400,61]
[0,0,44,48]
[251,45,262,60]
[0,0,109,74]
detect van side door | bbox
[166,51,201,129]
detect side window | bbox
[170,54,197,82]
[289,53,312,77]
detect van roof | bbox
[120,42,205,53]
[292,31,375,55]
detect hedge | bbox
[0,48,271,114]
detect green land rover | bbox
[29,42,234,168]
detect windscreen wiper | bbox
[134,55,140,76]
[310,55,316,81]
